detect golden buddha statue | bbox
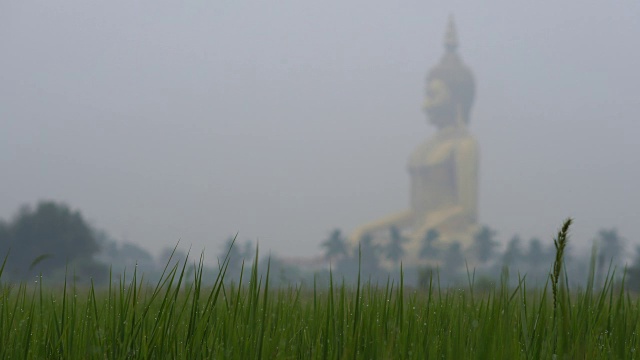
[350,17,479,260]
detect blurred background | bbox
[1,1,639,282]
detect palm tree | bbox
[385,226,408,267]
[221,236,243,276]
[524,237,550,284]
[359,233,381,278]
[597,228,625,267]
[526,238,545,265]
[420,229,440,260]
[242,240,255,263]
[0,221,9,260]
[502,235,523,267]
[595,228,625,287]
[321,229,348,262]
[443,241,464,278]
[627,246,640,293]
[473,225,498,264]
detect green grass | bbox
[1,220,639,359]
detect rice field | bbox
[1,219,639,359]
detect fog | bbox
[1,1,639,261]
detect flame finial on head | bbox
[444,15,458,52]
[426,15,475,125]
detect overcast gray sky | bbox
[1,1,639,261]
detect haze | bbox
[1,1,638,261]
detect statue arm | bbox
[349,210,414,244]
[410,138,478,243]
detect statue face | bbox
[423,78,455,129]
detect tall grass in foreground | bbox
[1,220,639,359]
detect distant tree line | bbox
[2,200,639,292]
[0,201,197,285]
[318,225,640,291]
[0,201,275,287]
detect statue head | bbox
[423,16,475,129]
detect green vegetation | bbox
[1,219,640,359]
[0,201,106,282]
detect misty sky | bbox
[1,1,639,261]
